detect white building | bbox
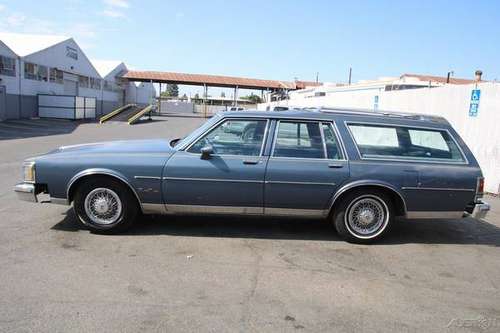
[0,32,153,121]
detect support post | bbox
[203,83,207,118]
[234,85,239,107]
[158,82,162,114]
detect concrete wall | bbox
[259,82,500,194]
[159,100,195,113]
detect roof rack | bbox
[313,107,448,124]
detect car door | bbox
[163,118,269,214]
[264,120,349,217]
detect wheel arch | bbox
[328,180,407,217]
[66,168,143,212]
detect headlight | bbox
[23,161,36,183]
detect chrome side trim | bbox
[406,211,463,219]
[142,203,167,214]
[50,197,69,205]
[401,186,475,192]
[264,207,327,217]
[166,204,263,215]
[329,181,408,215]
[134,176,162,180]
[265,180,335,186]
[164,176,264,184]
[66,169,144,213]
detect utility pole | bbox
[348,67,352,85]
[316,72,319,83]
[446,71,454,84]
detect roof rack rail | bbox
[316,107,448,123]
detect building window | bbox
[49,68,63,84]
[24,62,48,81]
[0,55,16,76]
[90,77,101,90]
[78,75,89,88]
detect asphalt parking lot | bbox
[1,116,499,332]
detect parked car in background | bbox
[226,106,244,111]
[14,109,489,243]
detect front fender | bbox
[66,168,143,211]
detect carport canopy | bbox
[121,70,300,90]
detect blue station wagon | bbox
[14,109,490,243]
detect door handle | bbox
[328,163,344,168]
[243,159,260,165]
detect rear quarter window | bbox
[347,123,465,163]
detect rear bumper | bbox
[14,183,37,203]
[472,200,490,220]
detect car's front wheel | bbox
[333,189,393,243]
[73,177,138,233]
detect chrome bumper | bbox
[472,201,490,220]
[14,183,37,203]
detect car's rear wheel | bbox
[333,189,393,243]
[73,177,138,233]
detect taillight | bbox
[475,177,484,200]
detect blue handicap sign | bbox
[469,89,481,117]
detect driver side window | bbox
[187,119,267,156]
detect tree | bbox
[220,91,226,98]
[241,93,262,104]
[194,93,200,99]
[166,83,179,97]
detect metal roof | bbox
[401,73,476,85]
[0,32,70,57]
[122,70,298,90]
[91,59,124,78]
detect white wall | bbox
[0,41,20,94]
[259,82,500,194]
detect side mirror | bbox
[200,145,214,159]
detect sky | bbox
[0,0,499,96]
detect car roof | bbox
[220,107,450,125]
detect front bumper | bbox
[14,183,38,203]
[472,200,490,220]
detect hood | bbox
[47,139,175,156]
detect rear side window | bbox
[348,123,465,162]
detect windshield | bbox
[173,114,222,149]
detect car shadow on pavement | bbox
[52,209,500,246]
